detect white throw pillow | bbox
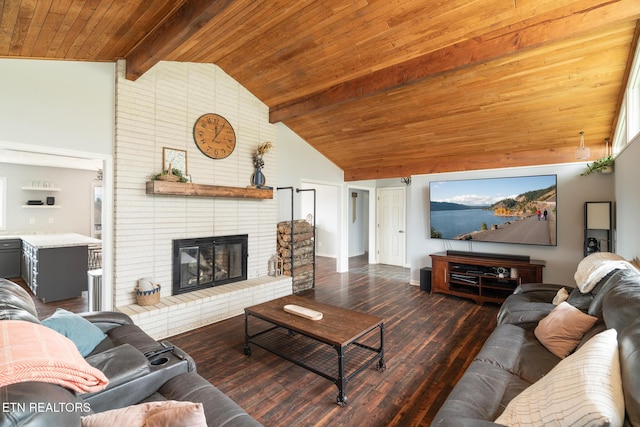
[495,328,624,427]
[552,287,569,305]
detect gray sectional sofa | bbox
[0,278,261,427]
[432,255,640,426]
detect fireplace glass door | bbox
[178,243,214,290]
[173,235,248,295]
[215,241,243,281]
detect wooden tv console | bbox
[430,252,545,304]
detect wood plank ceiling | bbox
[2,0,639,180]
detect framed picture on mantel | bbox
[163,148,188,175]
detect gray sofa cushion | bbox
[476,324,560,385]
[144,372,263,427]
[586,269,628,317]
[432,323,560,426]
[496,297,555,327]
[497,283,564,326]
[566,286,592,311]
[602,269,640,332]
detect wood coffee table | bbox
[244,294,385,406]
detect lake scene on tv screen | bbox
[430,175,557,246]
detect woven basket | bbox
[136,284,161,306]
[156,174,179,182]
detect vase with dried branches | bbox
[251,141,273,187]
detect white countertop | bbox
[18,233,101,249]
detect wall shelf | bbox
[145,181,273,199]
[22,186,61,191]
[22,205,61,209]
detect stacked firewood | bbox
[277,219,314,292]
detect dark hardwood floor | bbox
[16,254,499,426]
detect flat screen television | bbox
[429,174,557,246]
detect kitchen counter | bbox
[20,233,101,249]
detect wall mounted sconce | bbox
[400,176,412,186]
[575,131,590,160]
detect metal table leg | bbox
[336,345,348,407]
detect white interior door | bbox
[377,187,406,266]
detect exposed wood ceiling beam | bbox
[125,0,234,80]
[343,145,602,182]
[270,0,640,123]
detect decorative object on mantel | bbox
[575,131,590,160]
[581,139,614,176]
[250,141,273,188]
[151,164,189,183]
[163,147,188,176]
[136,277,161,306]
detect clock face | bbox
[193,113,236,159]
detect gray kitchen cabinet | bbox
[22,242,88,303]
[0,239,21,278]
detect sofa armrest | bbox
[83,344,150,395]
[79,311,134,333]
[496,303,555,326]
[513,283,566,295]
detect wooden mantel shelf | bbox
[146,181,273,199]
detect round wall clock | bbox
[193,113,236,159]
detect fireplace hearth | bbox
[172,235,248,295]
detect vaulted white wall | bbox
[0,59,114,155]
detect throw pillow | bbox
[552,287,569,305]
[495,328,624,427]
[42,308,106,357]
[534,301,598,358]
[81,401,207,427]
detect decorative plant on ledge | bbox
[581,155,614,176]
[151,165,189,183]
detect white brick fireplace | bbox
[113,60,290,339]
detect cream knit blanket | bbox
[574,252,638,293]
